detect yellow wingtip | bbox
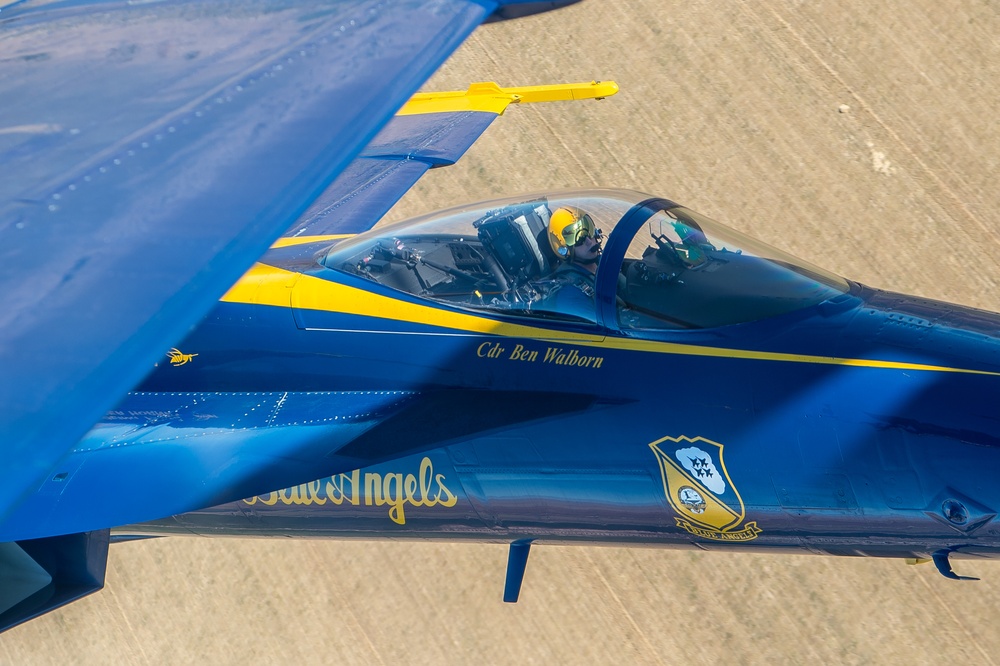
[398,80,619,116]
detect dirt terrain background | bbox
[5,1,1000,663]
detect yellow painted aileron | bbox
[270,234,354,249]
[397,80,619,116]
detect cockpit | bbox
[323,189,849,330]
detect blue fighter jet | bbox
[2,0,999,634]
[112,185,998,604]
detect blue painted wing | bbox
[280,79,620,238]
[0,0,558,525]
[0,80,615,541]
[283,110,498,237]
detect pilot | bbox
[542,205,602,320]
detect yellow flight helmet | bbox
[548,206,596,259]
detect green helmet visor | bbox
[562,213,596,247]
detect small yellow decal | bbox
[167,348,198,366]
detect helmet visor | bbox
[563,213,596,247]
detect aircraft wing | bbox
[0,0,574,525]
[281,81,619,239]
[0,78,619,543]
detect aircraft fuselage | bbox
[10,191,1000,571]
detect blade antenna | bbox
[932,549,980,581]
[503,540,533,603]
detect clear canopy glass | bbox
[323,189,848,329]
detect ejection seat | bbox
[474,199,598,321]
[474,199,555,296]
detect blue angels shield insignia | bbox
[649,435,762,542]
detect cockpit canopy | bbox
[323,189,848,329]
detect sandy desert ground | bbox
[4,0,1000,663]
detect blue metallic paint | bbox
[0,0,587,630]
[2,0,995,623]
[285,111,498,237]
[0,0,499,528]
[83,192,1000,567]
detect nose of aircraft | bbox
[847,286,1000,376]
[841,285,1000,528]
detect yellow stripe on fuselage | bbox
[221,263,1000,377]
[223,264,596,341]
